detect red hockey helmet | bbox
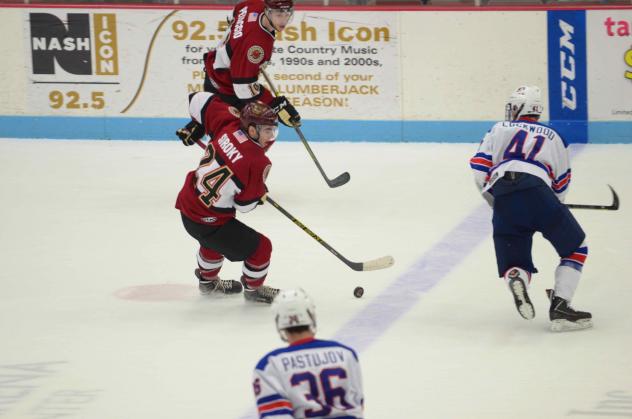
[240,101,279,148]
[264,0,293,10]
[240,101,278,129]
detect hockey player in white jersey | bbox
[252,289,364,418]
[469,85,592,332]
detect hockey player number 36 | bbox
[291,368,354,417]
[503,130,546,162]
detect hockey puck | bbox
[353,286,364,298]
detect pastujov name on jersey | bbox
[279,349,347,372]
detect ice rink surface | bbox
[1,139,631,419]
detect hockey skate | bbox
[506,269,535,320]
[195,269,243,295]
[546,289,592,332]
[241,278,280,304]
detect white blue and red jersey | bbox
[252,338,363,419]
[470,119,572,202]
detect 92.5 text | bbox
[171,20,229,41]
[49,91,105,110]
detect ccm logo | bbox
[559,19,576,111]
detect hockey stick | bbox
[266,196,394,271]
[194,138,208,149]
[566,185,620,210]
[260,68,351,188]
[193,139,392,271]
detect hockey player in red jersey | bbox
[176,91,280,303]
[176,0,301,146]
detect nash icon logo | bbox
[30,12,119,76]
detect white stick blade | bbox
[362,255,395,271]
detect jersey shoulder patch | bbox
[247,45,265,64]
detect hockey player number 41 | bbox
[503,130,546,162]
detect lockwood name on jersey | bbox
[504,122,558,141]
[280,350,345,372]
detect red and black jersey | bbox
[204,0,276,107]
[176,98,271,226]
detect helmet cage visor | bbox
[264,8,294,28]
[255,124,279,144]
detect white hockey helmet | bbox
[272,288,317,342]
[505,85,543,121]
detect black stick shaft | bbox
[566,204,615,210]
[260,69,350,188]
[565,185,620,211]
[193,138,361,269]
[266,196,362,271]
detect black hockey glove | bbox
[270,96,301,128]
[176,120,204,146]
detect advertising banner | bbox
[547,10,588,143]
[2,6,630,142]
[22,8,398,121]
[24,9,221,118]
[587,10,632,121]
[264,12,399,120]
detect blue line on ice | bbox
[238,203,491,419]
[332,204,491,351]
